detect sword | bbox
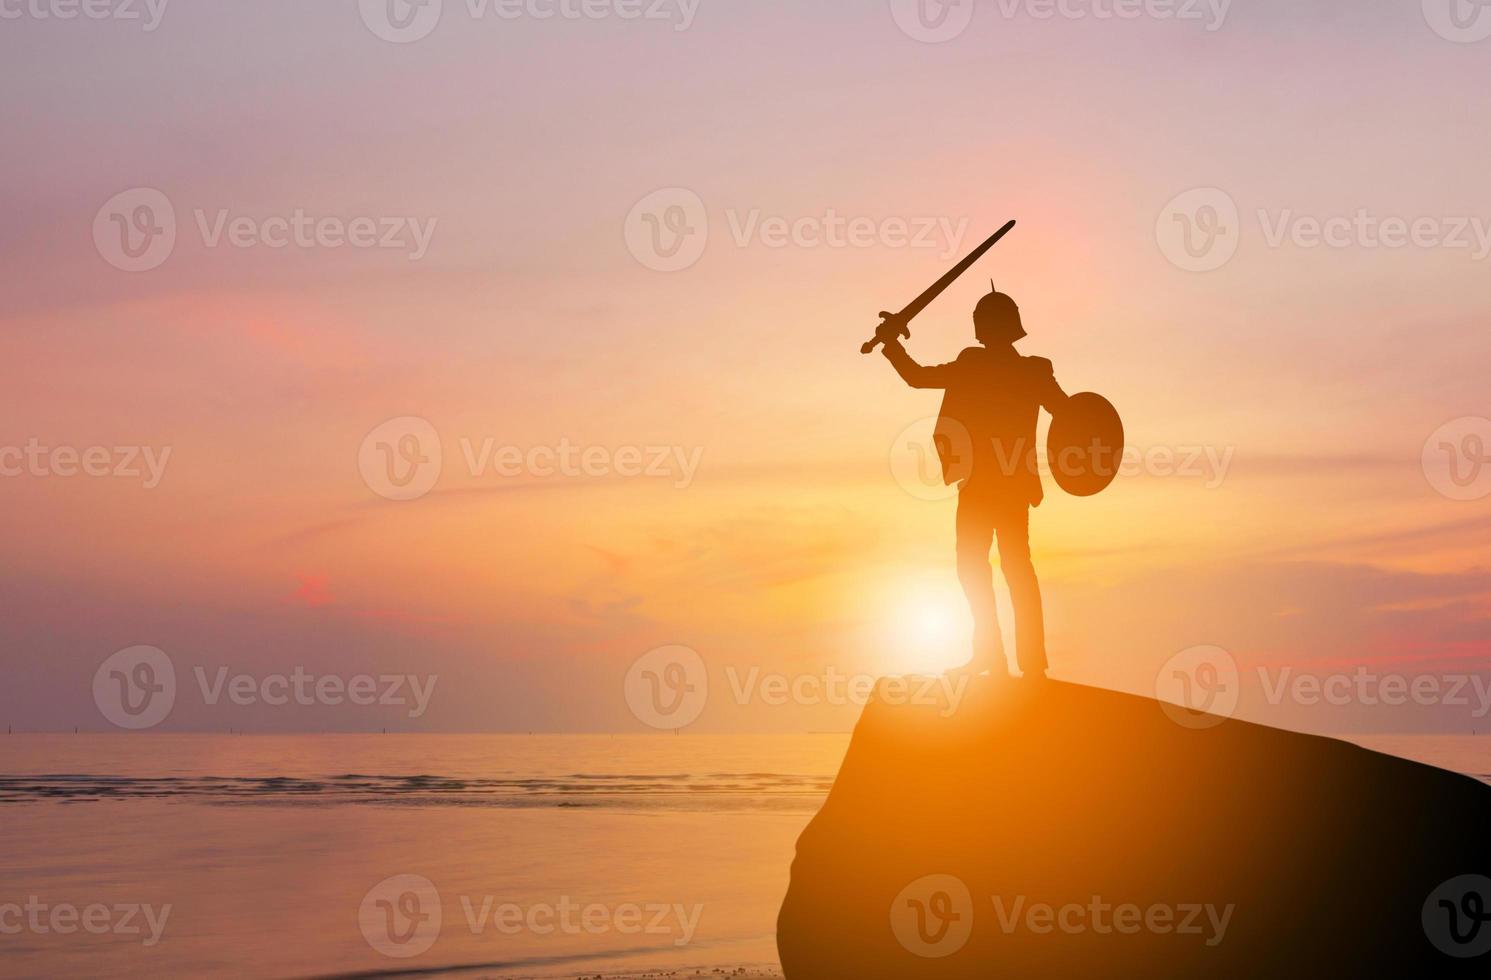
[859,219,1017,354]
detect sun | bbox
[909,602,958,648]
[886,579,974,675]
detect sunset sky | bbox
[2,0,1488,732]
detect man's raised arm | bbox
[880,337,958,390]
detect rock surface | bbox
[777,678,1491,978]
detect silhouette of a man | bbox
[877,287,1068,678]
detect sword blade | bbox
[897,219,1016,322]
[861,219,1016,354]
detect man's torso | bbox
[934,346,1055,506]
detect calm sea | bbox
[0,732,1486,978]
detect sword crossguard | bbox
[860,312,910,355]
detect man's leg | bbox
[995,506,1048,678]
[954,490,1005,674]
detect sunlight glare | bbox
[887,580,971,675]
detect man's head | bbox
[973,285,1025,346]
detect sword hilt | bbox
[861,312,909,355]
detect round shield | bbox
[1047,392,1123,497]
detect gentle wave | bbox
[0,772,835,810]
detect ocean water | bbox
[1,732,1487,979]
[0,734,845,979]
